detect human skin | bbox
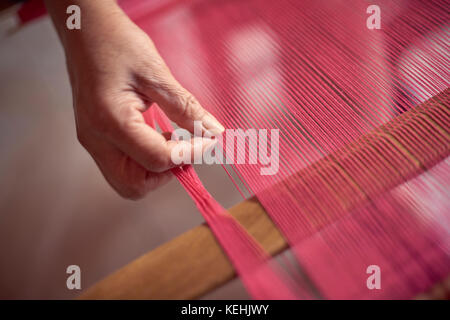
[44,0,224,199]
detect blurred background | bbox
[0,3,247,299]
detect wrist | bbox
[45,0,124,53]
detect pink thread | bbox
[127,0,449,299]
[144,105,305,299]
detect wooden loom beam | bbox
[80,89,450,299]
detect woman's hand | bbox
[45,0,224,199]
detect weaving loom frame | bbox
[79,90,450,300]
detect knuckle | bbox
[148,56,168,72]
[139,59,170,87]
[179,93,204,119]
[114,179,148,200]
[118,188,146,201]
[119,115,141,134]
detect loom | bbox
[70,0,449,299]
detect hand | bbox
[46,0,224,199]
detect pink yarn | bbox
[129,0,449,299]
[144,105,304,299]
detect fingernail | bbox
[202,114,225,135]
